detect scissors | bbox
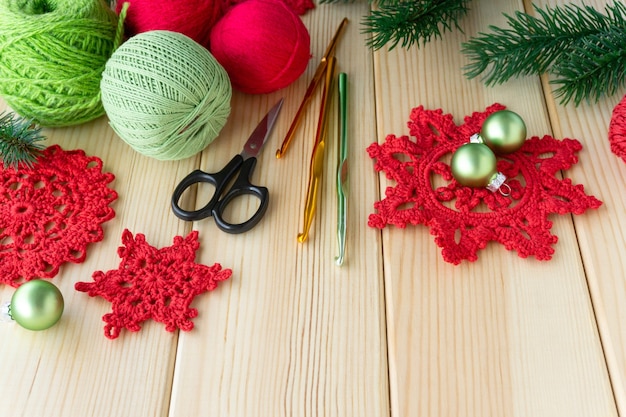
[171,98,283,233]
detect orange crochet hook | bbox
[297,56,337,243]
[276,18,348,159]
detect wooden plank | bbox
[0,102,195,415]
[1,0,622,415]
[167,3,389,417]
[530,0,626,413]
[373,0,618,416]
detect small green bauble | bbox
[10,280,64,331]
[451,143,498,187]
[481,110,527,154]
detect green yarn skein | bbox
[101,30,232,161]
[0,0,126,127]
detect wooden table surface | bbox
[1,0,625,416]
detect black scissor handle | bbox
[171,155,243,222]
[212,157,269,234]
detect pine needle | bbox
[0,112,46,169]
[318,0,470,50]
[363,0,470,50]
[462,1,626,105]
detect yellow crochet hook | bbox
[276,18,348,159]
[297,56,337,243]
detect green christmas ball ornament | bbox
[451,143,498,187]
[479,110,527,154]
[10,280,64,331]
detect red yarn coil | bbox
[225,0,315,15]
[117,0,225,49]
[209,0,311,94]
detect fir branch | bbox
[553,30,626,105]
[462,1,626,105]
[0,112,46,169]
[363,0,471,50]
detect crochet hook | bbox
[335,73,348,266]
[297,56,337,243]
[276,17,348,159]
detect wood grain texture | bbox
[373,0,617,416]
[529,0,626,414]
[0,0,623,416]
[0,113,193,416]
[168,4,389,416]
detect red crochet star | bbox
[0,145,117,287]
[75,230,232,339]
[609,93,626,162]
[368,104,602,264]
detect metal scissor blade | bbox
[242,98,284,159]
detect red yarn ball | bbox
[209,0,311,94]
[117,0,225,48]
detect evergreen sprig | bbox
[461,1,626,105]
[0,112,46,169]
[319,0,470,50]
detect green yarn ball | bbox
[101,30,232,161]
[0,0,125,127]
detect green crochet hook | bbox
[335,72,348,266]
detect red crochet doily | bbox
[368,104,602,264]
[609,93,626,162]
[75,230,232,339]
[0,145,117,287]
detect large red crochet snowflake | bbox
[368,104,602,264]
[75,230,232,339]
[0,145,117,287]
[609,93,626,162]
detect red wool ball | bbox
[117,0,225,48]
[209,0,311,94]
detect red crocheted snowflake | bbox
[609,93,626,162]
[75,230,232,339]
[0,145,117,287]
[368,104,602,264]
